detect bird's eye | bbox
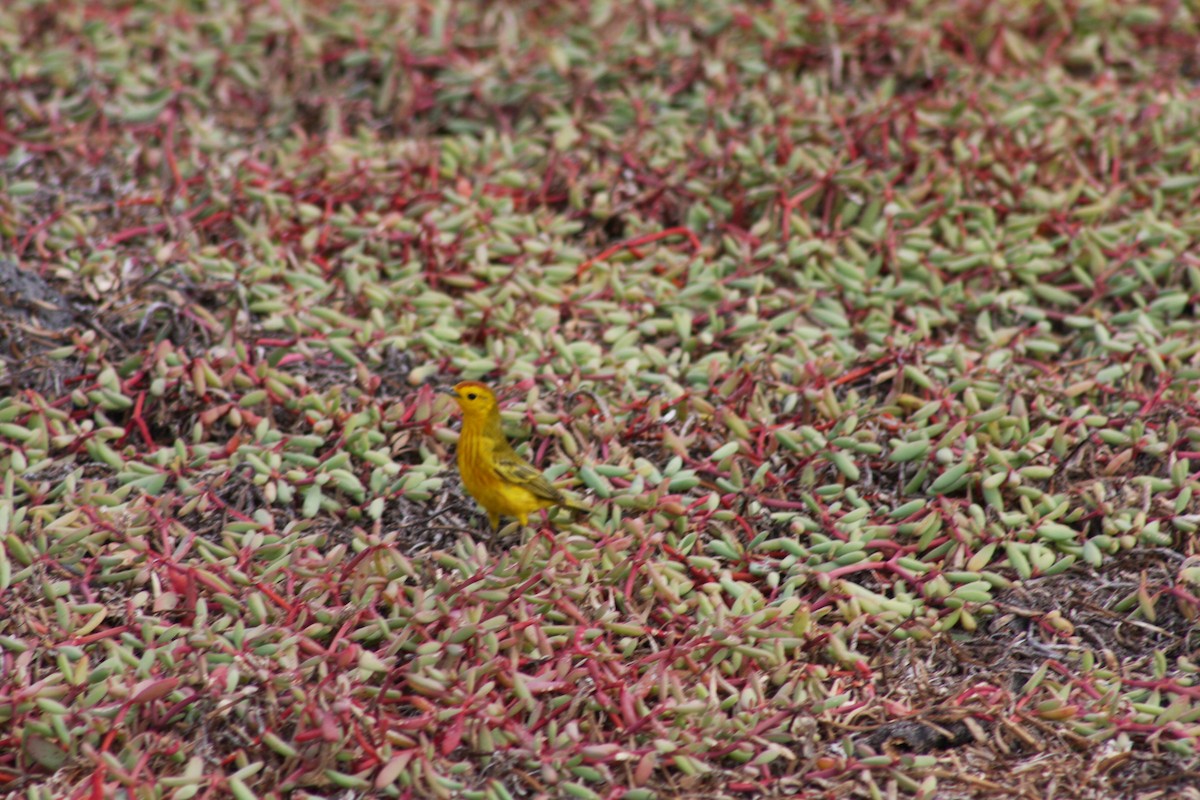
[467,393,477,400]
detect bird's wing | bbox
[491,450,566,503]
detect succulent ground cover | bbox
[3,0,1200,797]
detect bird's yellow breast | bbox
[456,425,553,520]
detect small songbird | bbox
[446,381,588,530]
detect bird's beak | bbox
[442,387,460,398]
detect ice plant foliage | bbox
[2,0,1200,797]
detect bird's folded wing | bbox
[491,452,565,503]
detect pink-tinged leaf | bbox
[375,752,413,788]
[440,714,464,755]
[320,711,341,742]
[131,677,179,704]
[619,687,639,728]
[634,751,657,785]
[523,676,568,693]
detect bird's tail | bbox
[558,496,591,520]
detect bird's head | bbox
[447,381,500,418]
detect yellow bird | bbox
[446,381,588,530]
